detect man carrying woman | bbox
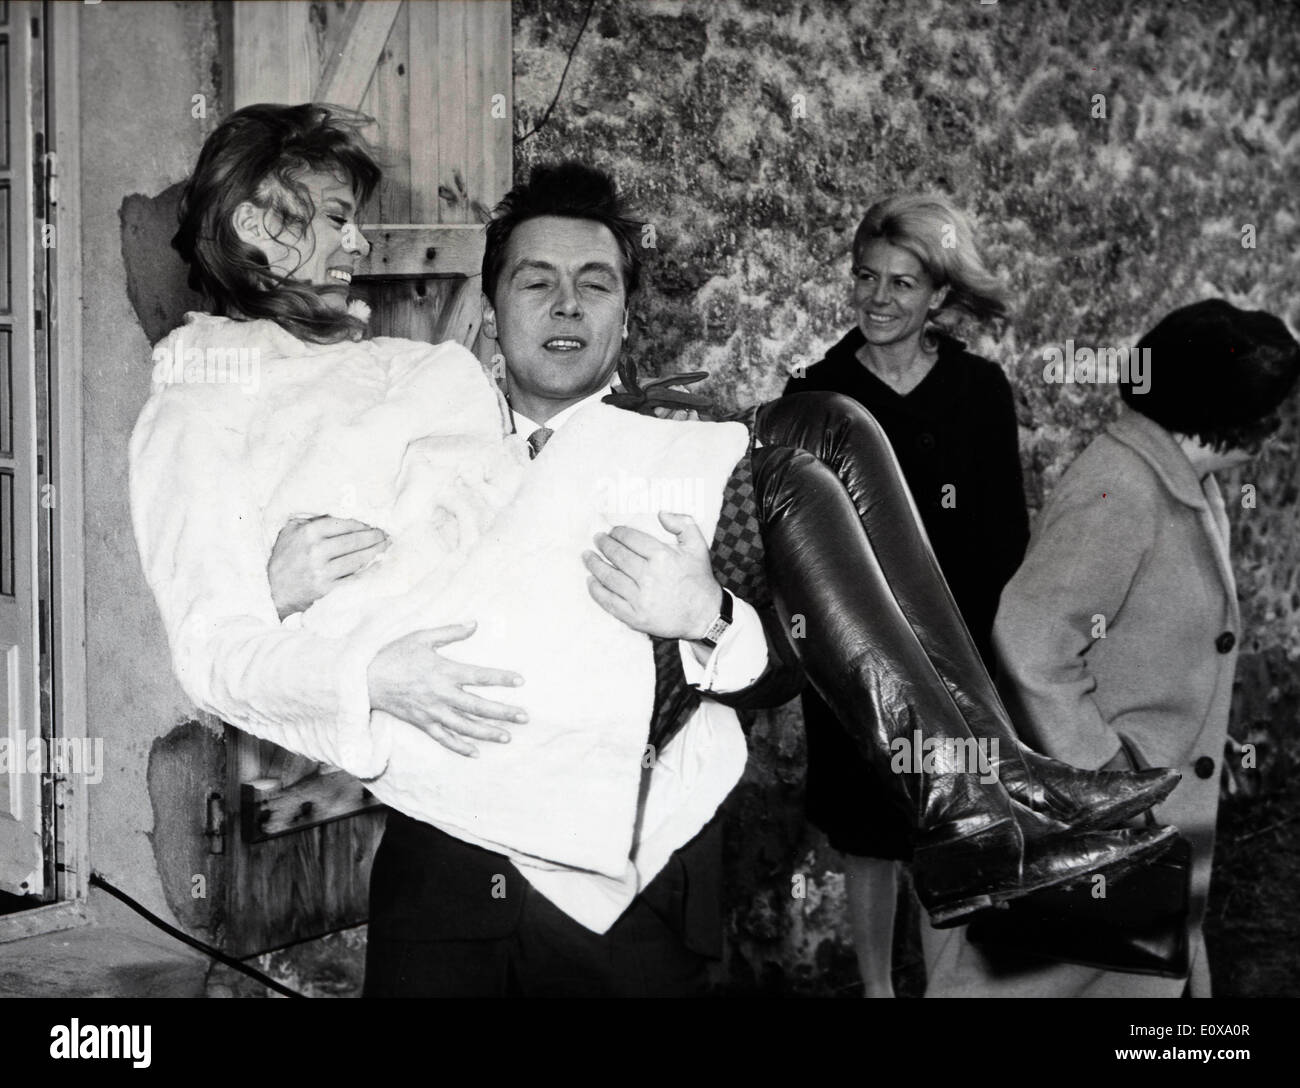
[130,103,1180,996]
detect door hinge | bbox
[33,132,44,213]
[44,152,59,208]
[205,792,226,855]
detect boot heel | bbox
[912,815,1023,926]
[925,893,997,929]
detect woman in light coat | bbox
[924,298,1300,997]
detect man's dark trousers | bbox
[363,427,801,997]
[363,809,723,997]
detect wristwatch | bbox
[698,588,734,649]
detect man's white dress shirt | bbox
[507,387,762,927]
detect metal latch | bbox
[204,792,225,855]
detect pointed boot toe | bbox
[1003,752,1181,831]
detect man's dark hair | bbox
[481,161,643,304]
[1121,299,1300,453]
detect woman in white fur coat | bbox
[128,105,766,926]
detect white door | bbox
[0,0,48,901]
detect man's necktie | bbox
[527,426,554,460]
[647,406,769,750]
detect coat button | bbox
[1194,756,1216,779]
[1215,631,1236,654]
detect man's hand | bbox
[268,515,389,620]
[368,622,528,758]
[583,511,722,640]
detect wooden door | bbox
[220,0,513,955]
[0,0,50,905]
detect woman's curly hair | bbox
[172,103,381,344]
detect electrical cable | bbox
[515,0,599,145]
[89,871,305,999]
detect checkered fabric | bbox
[647,406,769,751]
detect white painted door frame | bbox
[0,0,89,944]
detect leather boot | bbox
[753,392,1179,830]
[751,442,1177,926]
[919,804,1177,927]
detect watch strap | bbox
[699,588,734,648]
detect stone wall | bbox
[513,0,1300,994]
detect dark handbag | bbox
[967,739,1191,979]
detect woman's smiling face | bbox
[235,170,371,310]
[851,237,945,349]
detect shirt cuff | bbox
[677,594,769,695]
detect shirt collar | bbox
[511,385,614,437]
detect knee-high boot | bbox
[749,441,1176,926]
[753,392,1179,830]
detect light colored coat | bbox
[924,405,1240,997]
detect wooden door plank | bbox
[355,224,485,278]
[367,0,411,224]
[315,0,403,111]
[486,0,513,203]
[366,278,458,344]
[407,0,439,223]
[242,770,381,842]
[307,0,356,86]
[433,1,469,224]
[224,809,383,957]
[232,2,315,108]
[469,0,513,217]
[463,0,489,220]
[436,274,485,351]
